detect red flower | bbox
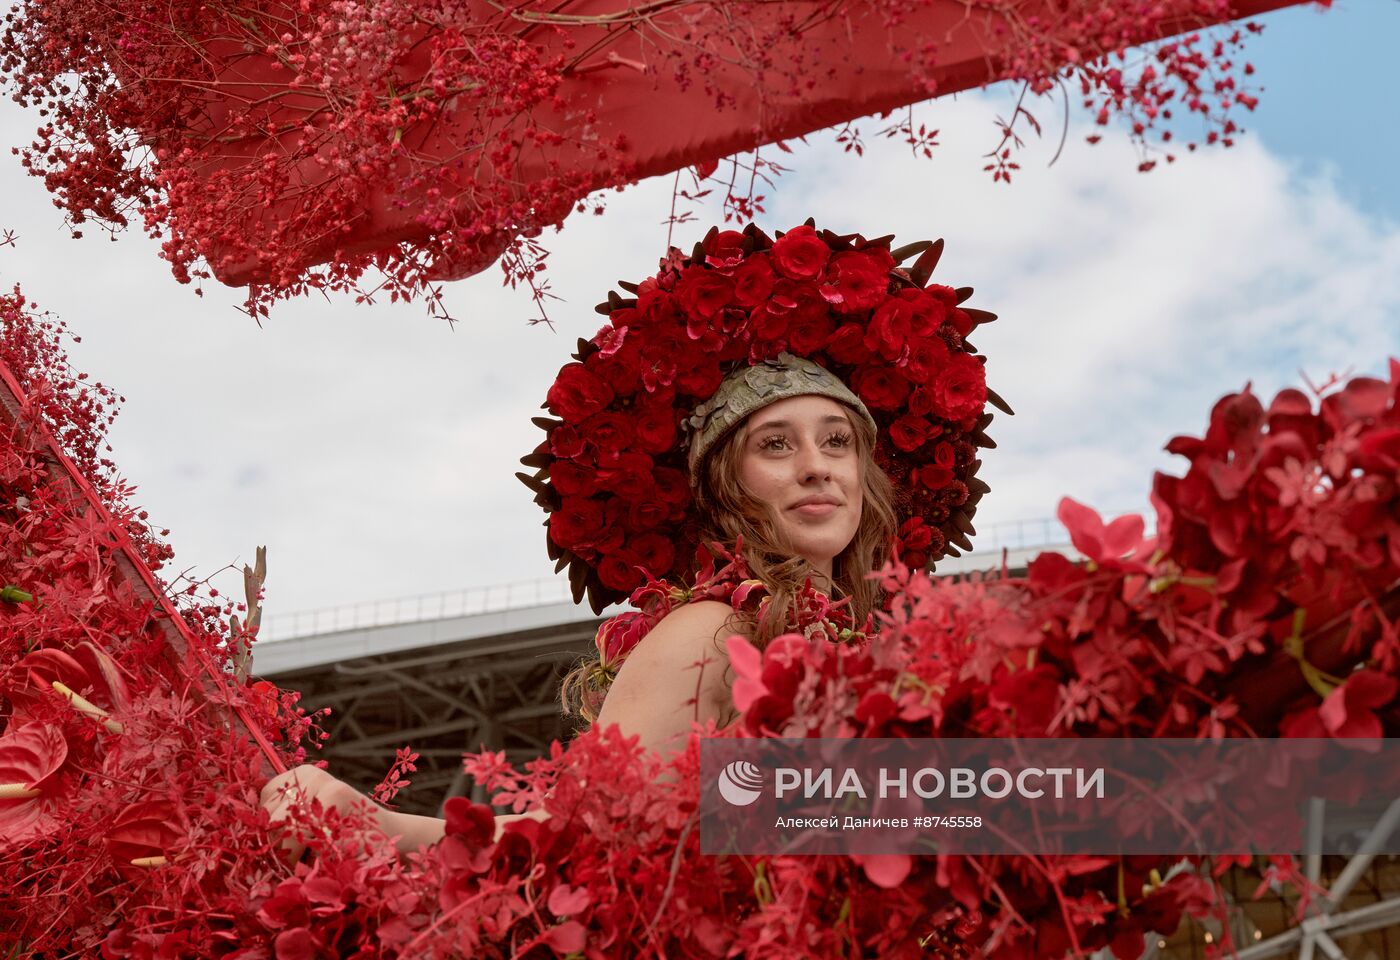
[820,249,894,314]
[595,611,649,665]
[653,468,690,507]
[634,402,677,455]
[1057,497,1150,570]
[675,265,734,321]
[932,441,955,470]
[905,337,952,383]
[895,287,947,336]
[787,313,834,354]
[825,323,873,364]
[626,498,670,533]
[917,463,953,490]
[598,553,641,591]
[550,497,606,548]
[549,424,584,459]
[865,298,914,360]
[730,255,775,307]
[581,411,634,454]
[898,516,933,552]
[547,362,614,423]
[596,452,654,498]
[1318,671,1398,739]
[928,351,986,421]
[704,229,747,271]
[889,415,932,452]
[550,459,598,497]
[851,366,910,411]
[770,225,830,280]
[630,533,676,577]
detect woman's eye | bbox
[825,431,853,448]
[758,435,790,451]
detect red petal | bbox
[0,722,68,788]
[1101,514,1145,559]
[1057,497,1106,563]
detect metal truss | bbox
[265,618,601,815]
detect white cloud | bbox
[0,89,1396,625]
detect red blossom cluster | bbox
[522,222,998,611]
[6,273,1399,956]
[0,0,1287,319]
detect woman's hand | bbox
[260,764,388,862]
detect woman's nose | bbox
[795,443,830,483]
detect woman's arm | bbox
[260,600,738,852]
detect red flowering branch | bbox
[0,0,1312,319]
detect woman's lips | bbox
[791,501,840,518]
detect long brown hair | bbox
[559,400,897,722]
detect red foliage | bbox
[0,0,1295,320]
[4,279,1398,956]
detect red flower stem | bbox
[0,359,286,774]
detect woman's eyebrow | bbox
[748,413,851,434]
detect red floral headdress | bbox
[521,221,1010,612]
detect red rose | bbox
[704,229,747,271]
[820,249,894,314]
[635,286,680,326]
[917,463,953,490]
[653,468,691,507]
[581,411,634,454]
[905,337,951,384]
[788,313,834,354]
[896,288,947,336]
[551,459,597,497]
[750,302,790,341]
[908,387,933,417]
[626,499,670,533]
[675,361,724,399]
[929,352,987,421]
[889,415,931,453]
[865,298,914,360]
[851,366,911,411]
[770,225,831,280]
[634,401,678,454]
[732,255,776,308]
[597,451,655,498]
[676,265,734,321]
[825,322,873,364]
[547,362,614,423]
[948,307,974,337]
[898,516,934,552]
[630,533,677,577]
[549,425,584,459]
[598,553,641,591]
[550,497,606,548]
[932,441,955,469]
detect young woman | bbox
[261,357,898,852]
[261,222,995,858]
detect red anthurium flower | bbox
[0,723,69,846]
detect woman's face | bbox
[737,394,864,578]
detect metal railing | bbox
[258,510,1154,642]
[260,576,575,642]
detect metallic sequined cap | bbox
[684,352,877,483]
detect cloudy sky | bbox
[0,0,1396,635]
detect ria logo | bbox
[717,760,766,806]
